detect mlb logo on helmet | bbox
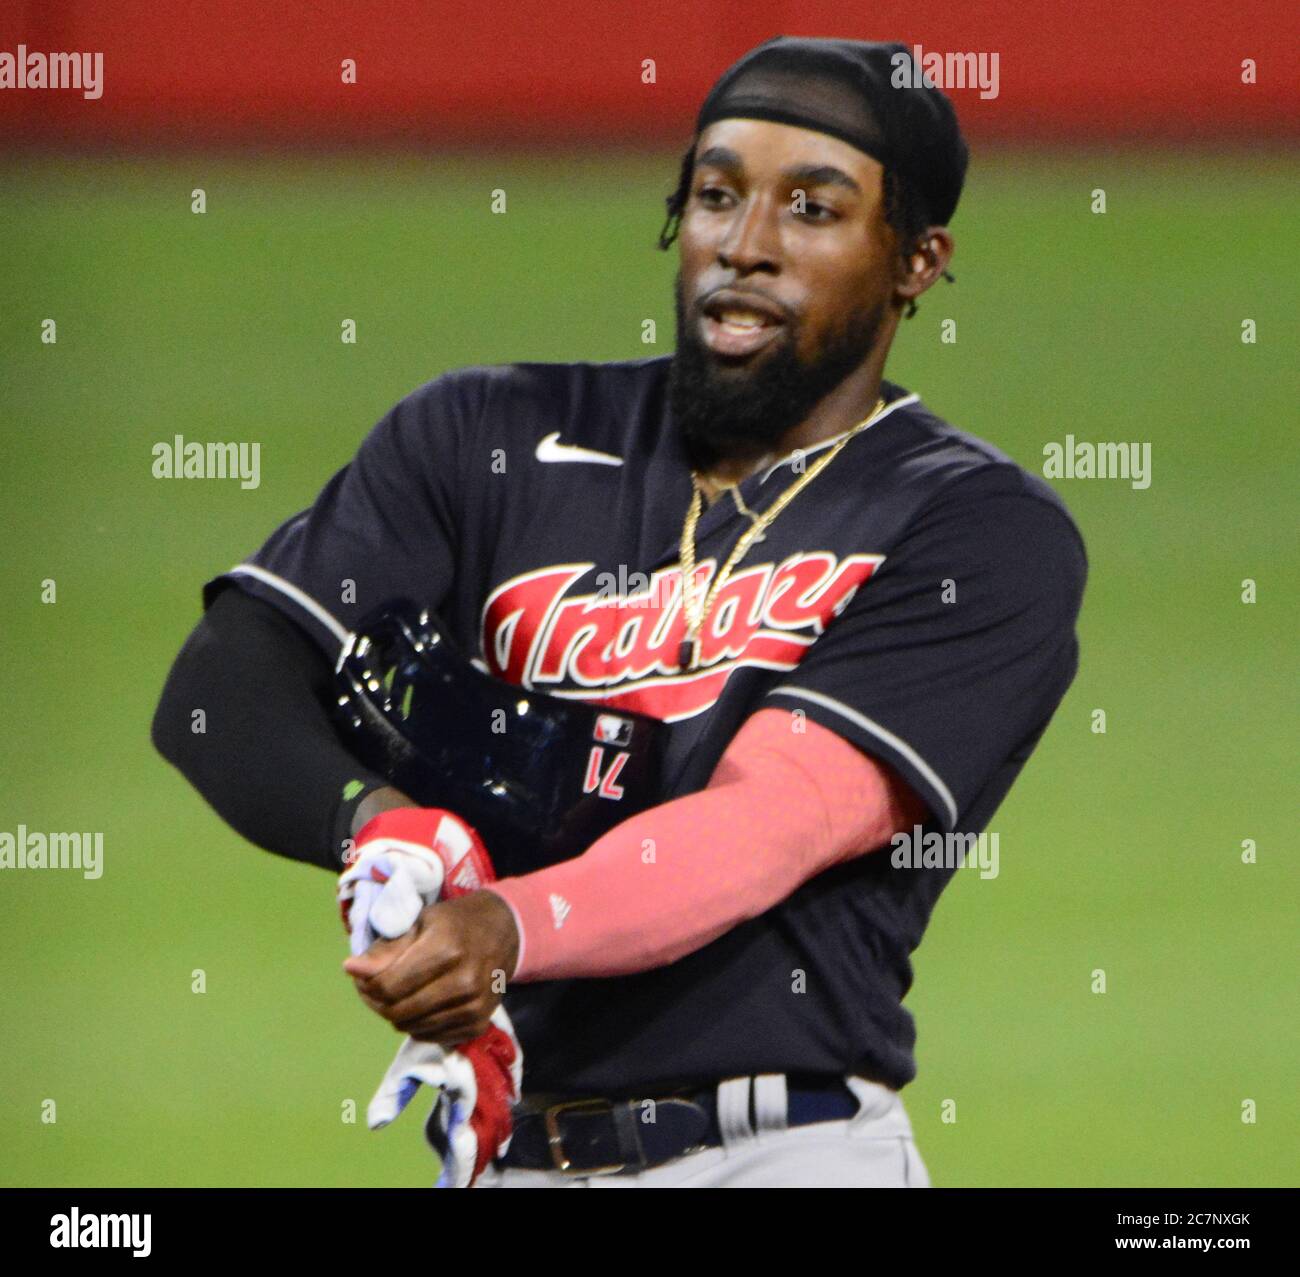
[593,714,633,747]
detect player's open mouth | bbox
[699,291,787,358]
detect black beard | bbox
[668,272,885,473]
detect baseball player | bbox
[153,36,1086,1187]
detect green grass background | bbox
[0,149,1295,1187]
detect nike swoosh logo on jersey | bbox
[535,432,623,466]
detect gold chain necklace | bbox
[677,396,886,671]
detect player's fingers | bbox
[352,979,480,1035]
[343,929,417,981]
[386,981,480,1029]
[357,928,463,1002]
[352,959,479,1022]
[403,1005,491,1047]
[350,955,446,1017]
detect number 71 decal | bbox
[583,746,629,799]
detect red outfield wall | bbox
[1,0,1294,145]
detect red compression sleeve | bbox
[487,706,925,982]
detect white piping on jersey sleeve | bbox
[764,684,960,829]
[224,564,354,654]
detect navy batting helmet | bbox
[332,600,666,878]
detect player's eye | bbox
[795,199,839,223]
[694,184,734,208]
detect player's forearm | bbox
[488,708,924,981]
[151,587,389,870]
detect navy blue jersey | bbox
[208,355,1086,1093]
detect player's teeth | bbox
[719,311,764,328]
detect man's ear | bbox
[895,228,956,308]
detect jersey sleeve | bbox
[763,465,1087,831]
[203,369,481,657]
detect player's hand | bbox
[343,891,520,1047]
[337,807,495,957]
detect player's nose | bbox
[716,194,782,275]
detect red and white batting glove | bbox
[368,1005,522,1188]
[338,807,522,1188]
[338,807,494,957]
[450,1016,522,1186]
